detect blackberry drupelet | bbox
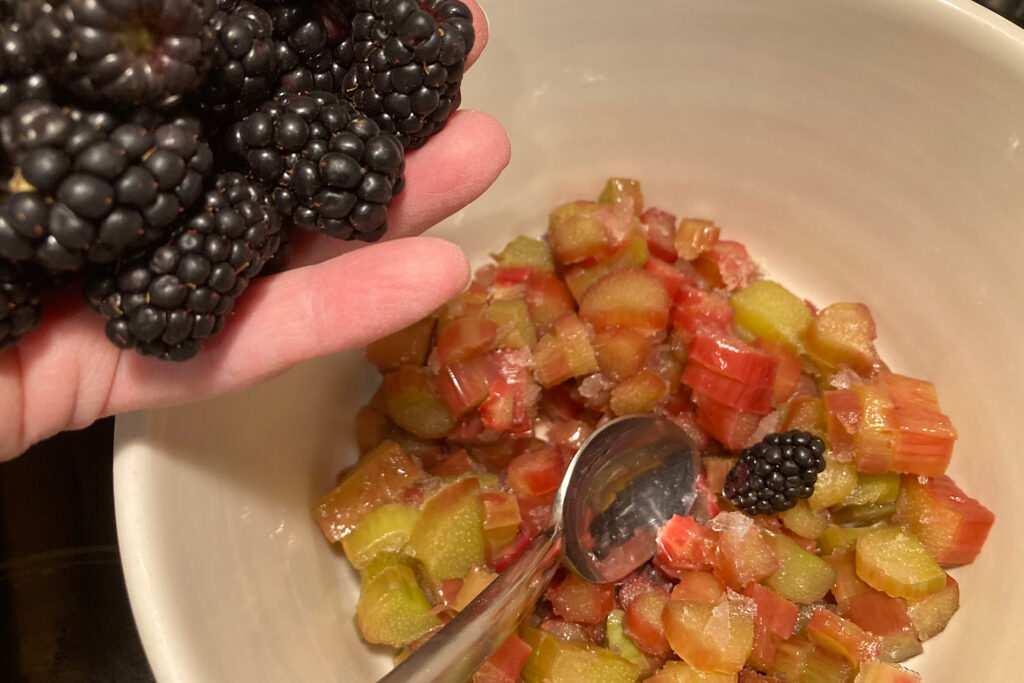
[0,102,214,272]
[39,0,217,107]
[0,9,53,115]
[338,0,474,149]
[723,430,827,516]
[227,90,404,241]
[85,171,282,361]
[0,257,45,350]
[196,1,281,128]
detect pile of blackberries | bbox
[0,0,474,360]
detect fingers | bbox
[289,108,510,268]
[465,0,489,68]
[100,236,470,416]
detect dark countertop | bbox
[0,3,1020,681]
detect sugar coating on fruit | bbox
[313,177,994,680]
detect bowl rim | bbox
[112,1,1024,681]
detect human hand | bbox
[0,1,509,461]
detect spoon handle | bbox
[378,524,564,683]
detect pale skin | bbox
[0,2,509,461]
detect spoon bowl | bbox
[382,415,700,683]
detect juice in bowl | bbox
[313,177,995,682]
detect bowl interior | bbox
[115,1,1024,681]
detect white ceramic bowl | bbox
[114,1,1024,680]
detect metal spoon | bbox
[380,414,702,683]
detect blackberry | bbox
[40,0,217,107]
[723,430,827,516]
[85,171,282,361]
[338,0,474,149]
[227,90,404,241]
[269,1,352,95]
[0,102,213,272]
[0,257,45,350]
[195,1,281,128]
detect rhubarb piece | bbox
[779,500,829,540]
[654,515,718,575]
[493,236,556,274]
[764,533,836,604]
[341,503,420,569]
[742,583,799,640]
[729,280,813,352]
[365,316,436,370]
[473,633,533,683]
[854,661,922,683]
[519,625,639,683]
[803,303,879,377]
[546,572,616,625]
[818,525,871,556]
[893,474,994,566]
[384,365,455,439]
[688,335,778,386]
[645,256,693,299]
[454,566,498,611]
[695,392,761,451]
[605,609,652,673]
[904,574,959,641]
[767,635,814,681]
[675,218,721,261]
[807,458,858,512]
[880,373,957,476]
[409,477,486,581]
[531,312,599,388]
[671,571,727,605]
[609,369,669,416]
[314,441,423,542]
[780,396,826,436]
[797,645,856,683]
[525,271,576,333]
[579,267,670,333]
[436,316,498,366]
[623,588,673,657]
[672,287,736,340]
[356,561,442,647]
[564,233,650,303]
[840,472,901,507]
[754,338,803,405]
[599,177,644,214]
[641,207,679,262]
[355,405,391,453]
[825,552,873,609]
[435,352,501,417]
[845,590,923,662]
[806,608,881,666]
[647,660,739,682]
[481,491,522,561]
[506,446,565,498]
[593,327,653,381]
[854,526,945,599]
[693,241,758,291]
[484,298,537,349]
[663,595,756,674]
[712,513,781,590]
[683,361,775,415]
[548,202,611,265]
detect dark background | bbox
[1,2,1021,681]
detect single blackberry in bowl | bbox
[39,0,217,107]
[338,0,474,149]
[723,430,827,516]
[0,257,46,350]
[195,1,281,128]
[0,102,213,272]
[85,171,283,361]
[226,90,404,241]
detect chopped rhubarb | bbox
[640,207,679,261]
[654,515,718,575]
[893,474,994,566]
[579,267,670,333]
[675,218,720,261]
[546,572,616,625]
[436,316,498,366]
[473,633,533,683]
[692,240,757,291]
